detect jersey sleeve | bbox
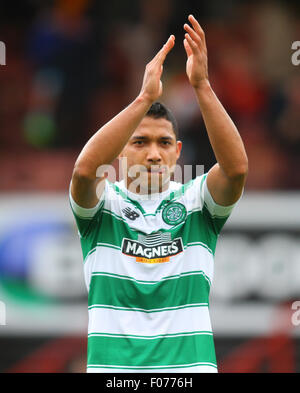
[69,181,106,238]
[199,173,242,234]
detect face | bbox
[119,116,182,194]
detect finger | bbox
[188,14,205,39]
[183,38,192,57]
[184,23,202,47]
[185,33,198,54]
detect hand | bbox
[183,15,209,89]
[139,35,175,103]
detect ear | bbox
[176,140,182,160]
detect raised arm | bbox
[71,35,175,208]
[184,15,248,206]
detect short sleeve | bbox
[69,181,106,238]
[200,173,243,234]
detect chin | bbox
[128,172,170,195]
[146,173,170,193]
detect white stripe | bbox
[88,305,212,337]
[185,242,213,254]
[84,244,214,288]
[88,303,208,312]
[87,363,217,373]
[96,242,120,250]
[88,331,213,339]
[91,271,211,285]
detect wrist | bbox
[136,92,155,107]
[193,78,211,93]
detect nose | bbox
[146,143,162,163]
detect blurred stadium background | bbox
[0,0,300,373]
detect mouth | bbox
[146,166,167,174]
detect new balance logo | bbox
[122,207,140,221]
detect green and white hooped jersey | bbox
[69,174,238,373]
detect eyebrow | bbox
[131,136,174,141]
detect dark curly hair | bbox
[145,102,179,139]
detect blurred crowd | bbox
[0,0,299,191]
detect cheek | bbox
[120,147,135,163]
[120,150,143,173]
[166,150,178,166]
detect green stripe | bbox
[80,207,225,259]
[70,200,104,240]
[88,273,210,309]
[84,242,120,261]
[72,175,230,260]
[102,208,127,223]
[101,202,228,226]
[87,333,217,368]
[75,174,229,259]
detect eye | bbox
[133,141,144,145]
[161,141,171,145]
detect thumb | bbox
[157,35,175,64]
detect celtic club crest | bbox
[162,202,187,225]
